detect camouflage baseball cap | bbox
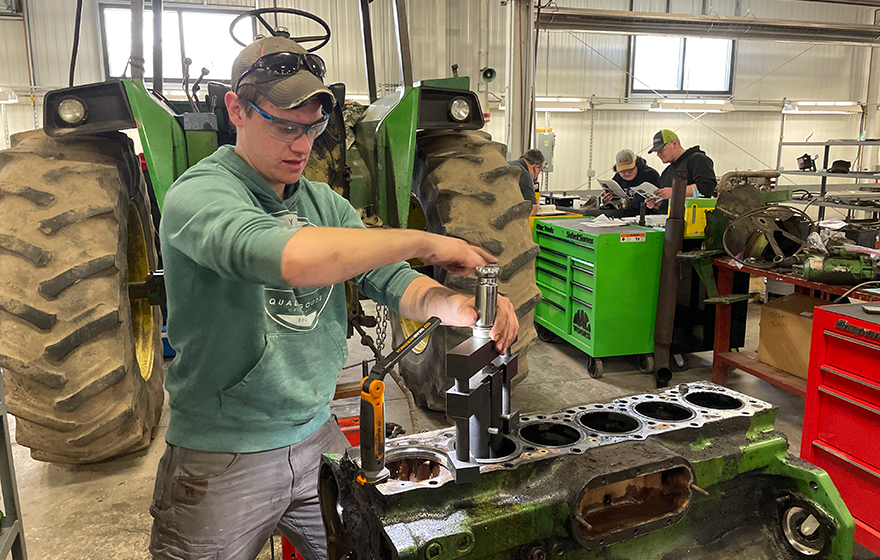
[649,129,679,154]
[231,36,334,113]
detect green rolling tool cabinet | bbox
[533,218,663,378]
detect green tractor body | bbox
[0,5,539,464]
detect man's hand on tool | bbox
[420,234,498,276]
[399,279,519,354]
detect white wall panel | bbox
[0,17,30,87]
[27,0,104,88]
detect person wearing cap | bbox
[646,129,717,210]
[150,36,519,560]
[600,149,661,212]
[508,149,545,216]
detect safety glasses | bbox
[235,52,327,90]
[248,101,329,143]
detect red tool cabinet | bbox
[802,303,880,554]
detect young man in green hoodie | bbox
[150,36,519,560]
[645,129,717,211]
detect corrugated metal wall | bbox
[1,0,878,203]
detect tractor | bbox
[0,3,539,463]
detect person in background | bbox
[508,149,545,216]
[600,149,661,212]
[646,129,717,211]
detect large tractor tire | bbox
[0,130,164,464]
[391,130,541,411]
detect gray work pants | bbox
[149,417,350,560]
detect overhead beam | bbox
[538,8,880,46]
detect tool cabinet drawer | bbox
[815,386,880,470]
[536,266,568,294]
[538,284,567,312]
[536,299,567,333]
[570,259,595,288]
[811,441,880,530]
[571,282,594,305]
[822,330,880,384]
[818,365,880,406]
[536,247,568,269]
[535,233,595,263]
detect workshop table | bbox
[712,257,880,397]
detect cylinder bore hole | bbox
[685,392,744,410]
[387,456,446,482]
[520,422,582,447]
[578,411,642,434]
[634,401,695,422]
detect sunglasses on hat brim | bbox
[235,52,327,91]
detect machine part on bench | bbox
[723,205,814,269]
[586,356,603,379]
[319,382,854,560]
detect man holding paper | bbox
[600,149,661,211]
[646,129,717,211]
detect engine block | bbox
[319,382,853,560]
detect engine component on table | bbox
[802,247,877,285]
[716,169,780,193]
[723,205,814,268]
[319,382,854,560]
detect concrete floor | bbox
[6,299,879,559]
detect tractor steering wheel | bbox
[229,8,331,52]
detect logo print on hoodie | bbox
[264,210,332,331]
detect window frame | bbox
[628,35,736,97]
[98,3,251,88]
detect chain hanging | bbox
[376,304,388,356]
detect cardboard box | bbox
[758,294,829,379]
[757,293,826,379]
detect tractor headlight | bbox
[449,97,470,122]
[58,98,87,124]
[58,97,86,124]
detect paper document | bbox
[597,178,629,201]
[629,182,663,202]
[581,214,627,228]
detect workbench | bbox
[711,257,880,397]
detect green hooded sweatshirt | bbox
[159,145,421,452]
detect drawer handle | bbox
[536,256,566,270]
[537,267,566,281]
[537,257,568,272]
[571,281,593,292]
[818,386,880,418]
[541,297,565,312]
[820,365,880,394]
[812,441,880,481]
[824,330,880,354]
[571,296,592,309]
[572,266,594,276]
[540,247,568,259]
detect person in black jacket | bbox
[646,129,716,210]
[600,149,661,211]
[508,149,545,216]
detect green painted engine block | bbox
[319,382,853,560]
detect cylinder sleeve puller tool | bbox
[357,265,520,485]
